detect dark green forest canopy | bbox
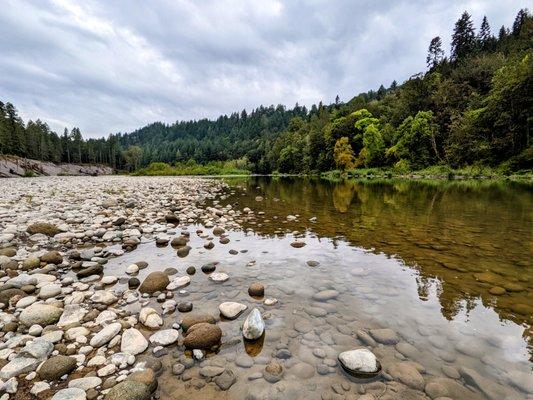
[0,8,531,174]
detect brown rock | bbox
[41,251,63,265]
[248,282,264,297]
[183,322,222,349]
[180,314,216,332]
[138,272,170,294]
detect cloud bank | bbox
[0,0,524,137]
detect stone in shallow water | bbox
[242,308,265,340]
[209,272,229,282]
[369,328,399,345]
[312,290,339,301]
[338,349,381,377]
[263,362,283,383]
[219,302,247,319]
[183,323,222,349]
[215,369,236,390]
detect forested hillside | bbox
[1,8,531,174]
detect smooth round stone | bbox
[263,362,283,383]
[177,302,193,312]
[235,354,254,368]
[313,290,339,301]
[126,264,139,275]
[101,276,118,285]
[39,283,62,299]
[489,286,506,295]
[291,362,315,378]
[248,282,264,297]
[209,272,229,282]
[219,302,247,319]
[186,266,196,275]
[338,349,381,377]
[51,388,86,400]
[264,298,278,306]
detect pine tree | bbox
[498,25,508,41]
[451,11,476,61]
[512,8,528,36]
[478,16,491,45]
[427,36,444,69]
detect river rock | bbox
[0,357,41,379]
[41,250,63,264]
[58,304,88,328]
[149,329,180,346]
[180,314,215,331]
[139,307,163,329]
[177,301,193,312]
[183,322,222,349]
[460,367,518,400]
[121,328,148,355]
[139,272,170,294]
[51,388,86,400]
[313,289,339,301]
[19,303,63,327]
[369,328,399,345]
[38,355,77,380]
[167,276,190,290]
[248,282,264,297]
[263,362,283,383]
[91,291,118,305]
[242,308,264,340]
[219,302,247,319]
[387,362,425,390]
[90,323,122,347]
[69,377,102,390]
[215,369,236,390]
[338,349,381,377]
[209,272,229,282]
[105,380,150,400]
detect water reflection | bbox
[222,177,533,355]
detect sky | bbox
[0,0,526,138]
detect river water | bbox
[106,177,533,400]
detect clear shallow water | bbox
[105,177,532,399]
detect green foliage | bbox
[333,137,355,170]
[122,145,143,171]
[134,159,251,176]
[392,111,438,169]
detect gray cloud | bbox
[0,0,525,137]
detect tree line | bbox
[1,8,531,174]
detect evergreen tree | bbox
[512,8,528,36]
[451,11,476,60]
[478,16,491,45]
[427,36,444,69]
[498,25,508,41]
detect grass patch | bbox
[133,160,251,176]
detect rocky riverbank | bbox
[0,156,113,178]
[0,176,530,400]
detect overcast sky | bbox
[0,0,526,138]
